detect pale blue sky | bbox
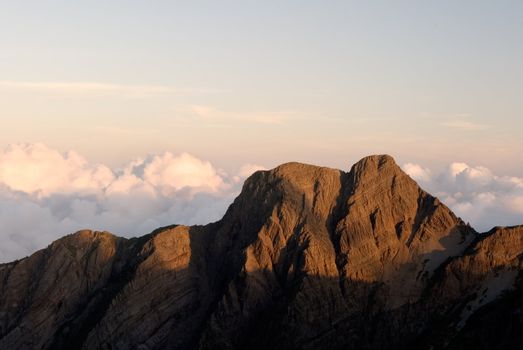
[1,1,522,174]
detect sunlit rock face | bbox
[1,155,522,350]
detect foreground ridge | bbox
[1,155,522,349]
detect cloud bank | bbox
[0,143,520,263]
[0,143,266,263]
[403,162,523,232]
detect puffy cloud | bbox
[143,152,227,195]
[0,144,264,263]
[0,143,114,196]
[403,163,431,183]
[402,162,523,232]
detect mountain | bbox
[0,155,521,350]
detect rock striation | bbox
[0,155,521,349]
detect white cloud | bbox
[402,162,523,232]
[0,144,265,263]
[403,163,431,182]
[0,80,208,98]
[189,105,294,125]
[442,120,490,130]
[0,143,114,196]
[143,152,227,195]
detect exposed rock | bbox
[0,155,521,349]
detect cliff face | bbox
[0,155,521,350]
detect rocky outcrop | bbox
[0,155,521,349]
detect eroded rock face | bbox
[0,155,521,350]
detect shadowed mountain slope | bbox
[0,155,521,349]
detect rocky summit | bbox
[0,155,521,350]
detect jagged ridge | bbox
[0,155,521,350]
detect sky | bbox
[0,1,522,261]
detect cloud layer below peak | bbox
[0,143,520,263]
[403,161,523,232]
[0,143,266,262]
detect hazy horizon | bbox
[2,1,523,175]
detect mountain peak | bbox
[349,154,402,180]
[239,155,400,195]
[266,161,340,180]
[355,153,397,167]
[0,156,521,350]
